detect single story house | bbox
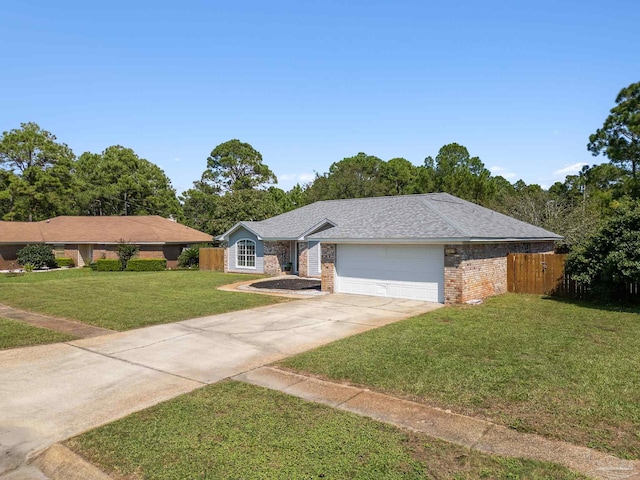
[0,216,212,269]
[218,193,561,303]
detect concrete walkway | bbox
[0,304,113,339]
[234,366,640,480]
[0,294,438,477]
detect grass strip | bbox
[66,381,585,479]
[279,294,640,459]
[0,317,76,349]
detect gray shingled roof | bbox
[220,193,561,242]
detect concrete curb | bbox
[32,444,111,480]
[234,366,640,480]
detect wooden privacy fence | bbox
[199,248,224,271]
[508,253,639,299]
[507,253,567,295]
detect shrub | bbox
[566,204,640,300]
[89,262,98,271]
[17,244,56,269]
[55,258,75,268]
[177,243,213,268]
[126,258,167,271]
[116,240,139,270]
[178,247,200,268]
[96,259,122,271]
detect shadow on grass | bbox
[541,294,640,314]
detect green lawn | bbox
[66,381,585,480]
[0,269,285,330]
[0,317,76,349]
[279,294,640,459]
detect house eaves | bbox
[306,236,562,244]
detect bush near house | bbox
[55,258,75,268]
[96,259,122,271]
[115,241,139,270]
[177,243,213,268]
[177,247,199,268]
[126,259,167,271]
[16,244,56,269]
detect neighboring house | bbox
[218,193,561,304]
[0,216,212,270]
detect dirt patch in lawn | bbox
[251,278,321,291]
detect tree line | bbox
[1,81,638,259]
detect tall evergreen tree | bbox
[0,122,75,221]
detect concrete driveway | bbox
[0,294,440,475]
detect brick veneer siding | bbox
[63,246,80,264]
[297,242,309,277]
[321,244,336,293]
[443,241,555,304]
[263,241,291,275]
[318,241,556,303]
[223,247,229,272]
[1,243,184,270]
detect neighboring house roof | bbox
[219,193,562,243]
[0,216,212,244]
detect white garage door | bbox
[335,244,444,303]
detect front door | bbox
[78,245,93,267]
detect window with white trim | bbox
[236,239,256,268]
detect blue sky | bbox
[1,0,638,194]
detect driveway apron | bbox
[0,294,439,475]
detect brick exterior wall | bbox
[91,245,118,262]
[223,247,229,272]
[297,242,309,277]
[318,241,555,303]
[443,241,555,303]
[1,243,185,270]
[63,246,80,264]
[321,243,336,293]
[263,241,291,275]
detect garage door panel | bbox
[336,245,444,303]
[339,268,430,283]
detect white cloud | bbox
[279,172,315,183]
[553,162,588,175]
[298,173,315,183]
[535,162,589,189]
[553,162,587,176]
[489,165,517,180]
[174,157,182,162]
